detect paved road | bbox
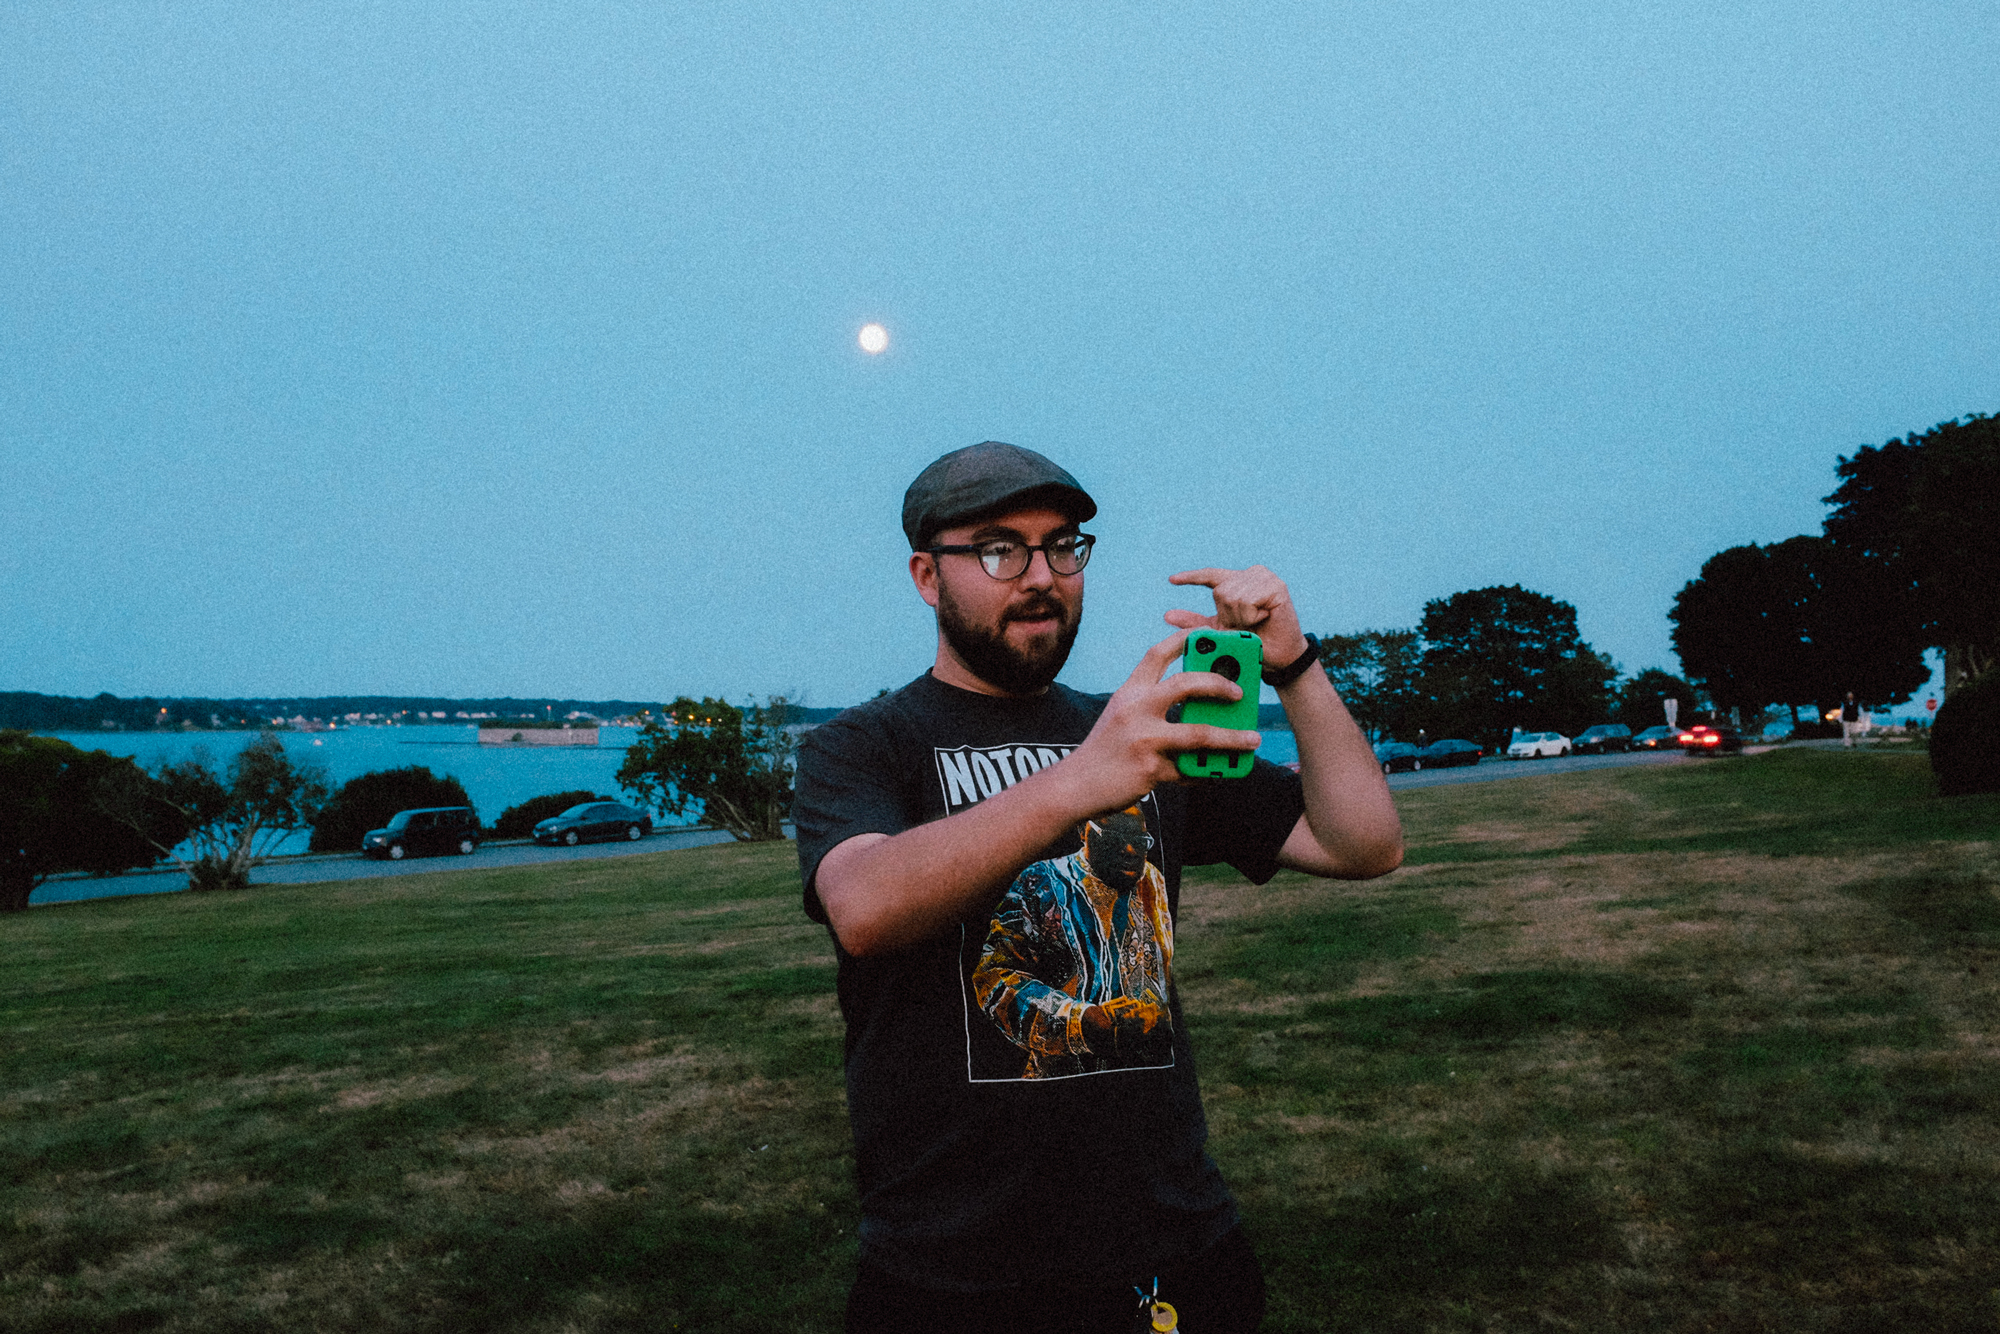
[32,747,1698,908]
[1384,746,1687,790]
[29,826,748,907]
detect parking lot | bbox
[1385,745,1687,790]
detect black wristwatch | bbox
[1263,633,1321,688]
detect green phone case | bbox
[1177,630,1262,779]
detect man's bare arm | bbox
[1272,661,1403,878]
[815,632,1258,958]
[1167,565,1403,880]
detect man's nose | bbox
[1017,547,1057,588]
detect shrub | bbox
[491,790,601,840]
[1930,672,2000,796]
[0,731,181,911]
[312,767,472,852]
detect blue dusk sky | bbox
[3,2,1994,708]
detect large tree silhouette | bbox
[1412,586,1615,746]
[1824,412,2000,691]
[1316,629,1422,742]
[1670,535,1926,721]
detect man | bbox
[1841,692,1864,747]
[795,441,1403,1332]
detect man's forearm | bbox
[815,762,1091,958]
[817,628,1273,956]
[1277,662,1404,878]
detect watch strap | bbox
[1263,633,1321,688]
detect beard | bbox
[936,578,1081,696]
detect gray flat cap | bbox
[901,441,1097,550]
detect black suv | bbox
[363,807,482,860]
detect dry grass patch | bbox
[1178,754,2000,1331]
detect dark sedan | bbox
[1677,724,1743,755]
[1416,739,1483,768]
[1630,726,1681,751]
[1574,724,1632,755]
[1373,741,1421,774]
[532,801,654,846]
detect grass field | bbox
[4,749,1998,1331]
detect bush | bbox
[1930,672,2000,796]
[312,767,472,852]
[491,790,601,840]
[0,731,181,911]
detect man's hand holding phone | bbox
[1052,631,1260,815]
[1177,629,1261,778]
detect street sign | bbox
[1927,697,1937,713]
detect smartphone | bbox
[1176,630,1262,779]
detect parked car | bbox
[1629,725,1681,751]
[532,800,654,846]
[362,807,482,860]
[1373,741,1421,774]
[1677,724,1743,755]
[1573,723,1632,755]
[1506,731,1571,759]
[1417,739,1484,768]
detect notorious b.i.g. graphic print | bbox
[936,737,1176,1083]
[970,804,1175,1080]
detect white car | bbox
[1506,731,1571,759]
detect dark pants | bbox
[845,1223,1266,1333]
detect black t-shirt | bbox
[794,671,1305,1292]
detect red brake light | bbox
[1703,734,1720,746]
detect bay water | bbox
[43,725,659,858]
[43,721,1301,860]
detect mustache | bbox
[1003,595,1069,624]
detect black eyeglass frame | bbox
[926,533,1096,580]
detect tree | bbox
[1928,668,2000,796]
[311,766,473,852]
[1670,536,1927,723]
[1612,669,1700,730]
[0,732,180,912]
[1825,413,2000,691]
[616,697,796,842]
[103,732,331,892]
[491,790,602,839]
[1411,586,1616,747]
[1315,630,1423,741]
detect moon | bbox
[858,323,889,355]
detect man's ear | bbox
[910,552,941,609]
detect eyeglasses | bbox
[927,533,1095,580]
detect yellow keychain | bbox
[1134,1279,1179,1332]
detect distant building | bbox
[478,723,599,747]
